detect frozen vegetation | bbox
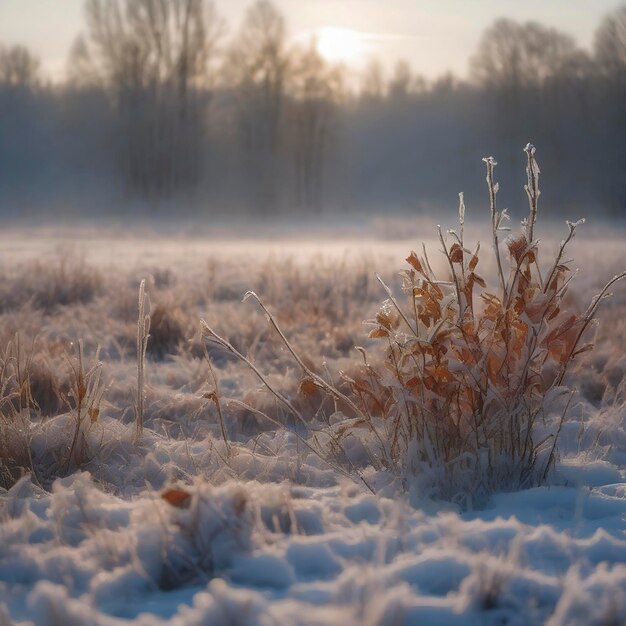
[1,164,625,624]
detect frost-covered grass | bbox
[0,210,625,624]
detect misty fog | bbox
[0,1,623,225]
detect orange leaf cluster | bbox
[364,185,593,487]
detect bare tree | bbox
[594,5,626,83]
[288,40,343,212]
[71,0,223,196]
[223,0,289,211]
[361,59,385,101]
[593,5,626,213]
[0,45,40,88]
[388,60,412,100]
[471,19,582,90]
[470,18,586,170]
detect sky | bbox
[0,0,622,82]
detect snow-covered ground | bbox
[1,225,625,625]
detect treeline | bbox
[0,0,624,219]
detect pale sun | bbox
[316,27,366,63]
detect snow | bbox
[2,427,624,625]
[1,229,625,625]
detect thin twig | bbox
[483,156,506,295]
[524,143,540,244]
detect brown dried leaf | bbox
[572,343,594,358]
[162,488,192,508]
[376,312,392,329]
[472,273,487,288]
[369,328,389,339]
[406,377,420,387]
[481,292,501,305]
[449,243,463,264]
[419,314,431,328]
[507,235,528,264]
[431,283,445,300]
[406,252,423,274]
[547,306,560,321]
[423,375,436,391]
[487,353,502,383]
[298,378,318,396]
[434,366,453,383]
[545,314,578,343]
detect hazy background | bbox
[0,0,624,225]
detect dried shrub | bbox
[199,144,624,506]
[27,354,67,417]
[361,146,625,505]
[64,340,106,473]
[0,335,42,487]
[147,303,187,361]
[20,255,102,313]
[0,334,107,489]
[0,333,37,418]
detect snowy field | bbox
[1,224,625,626]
